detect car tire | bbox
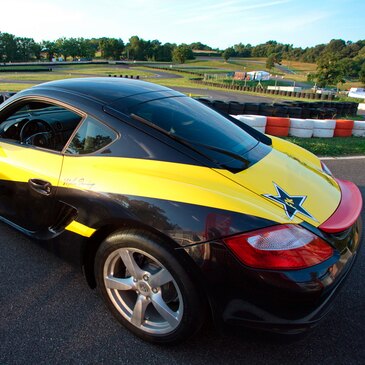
[94,229,205,344]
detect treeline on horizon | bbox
[1,31,364,63]
[1,32,365,86]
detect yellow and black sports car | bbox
[0,78,362,344]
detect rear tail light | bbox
[224,225,333,270]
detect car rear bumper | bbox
[222,229,361,334]
[184,217,363,334]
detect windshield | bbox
[127,96,258,159]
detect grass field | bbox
[0,83,29,91]
[286,137,365,156]
[280,60,317,73]
[184,58,284,75]
[55,65,152,77]
[165,58,315,85]
[0,61,363,102]
[0,66,52,72]
[0,73,76,81]
[0,65,154,90]
[0,59,317,85]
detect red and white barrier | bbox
[352,120,365,137]
[312,119,336,138]
[231,115,364,138]
[289,118,313,138]
[232,115,266,133]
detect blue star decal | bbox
[263,183,316,221]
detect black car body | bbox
[0,78,362,343]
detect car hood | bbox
[215,140,341,227]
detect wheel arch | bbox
[81,219,209,302]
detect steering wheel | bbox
[19,119,54,148]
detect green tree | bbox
[88,38,100,57]
[222,47,235,61]
[300,44,325,63]
[189,42,212,51]
[0,33,17,61]
[325,39,346,57]
[55,38,67,60]
[311,39,349,87]
[63,38,80,60]
[32,42,42,61]
[78,38,95,59]
[355,46,365,60]
[172,44,193,64]
[41,40,59,61]
[266,54,275,69]
[16,37,39,61]
[338,58,360,78]
[234,43,252,57]
[359,62,365,85]
[155,43,173,62]
[100,38,124,60]
[311,60,345,87]
[126,36,143,60]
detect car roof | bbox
[30,77,181,104]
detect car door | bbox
[0,142,63,232]
[0,99,82,235]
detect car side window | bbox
[0,101,82,152]
[65,116,117,155]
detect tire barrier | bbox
[196,98,363,138]
[334,119,355,137]
[273,105,288,117]
[232,114,266,133]
[286,107,302,118]
[259,104,274,116]
[266,117,290,137]
[228,101,245,115]
[312,119,336,138]
[196,98,213,107]
[243,102,260,114]
[107,74,140,79]
[289,118,314,138]
[230,114,364,138]
[199,98,359,119]
[352,121,365,137]
[308,108,320,119]
[212,100,229,113]
[265,126,289,136]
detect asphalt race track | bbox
[0,158,364,365]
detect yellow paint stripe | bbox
[270,136,322,169]
[65,220,96,238]
[61,155,298,224]
[0,142,62,185]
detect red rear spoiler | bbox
[319,179,363,233]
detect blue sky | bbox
[1,0,364,48]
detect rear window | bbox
[127,96,258,159]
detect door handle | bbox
[28,178,52,196]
